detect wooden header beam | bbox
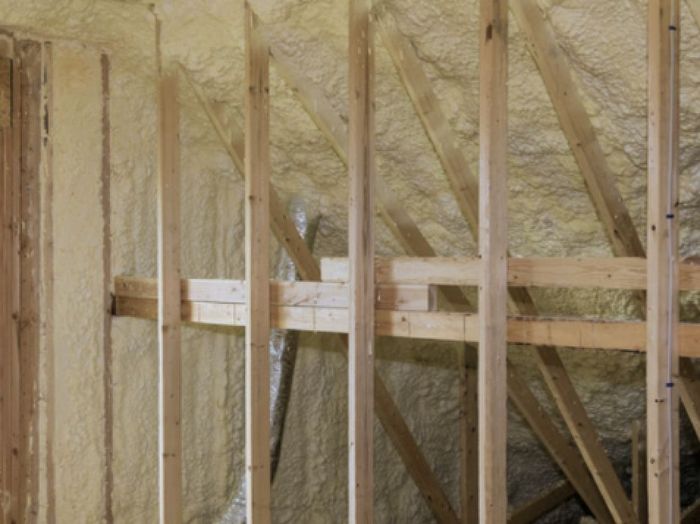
[320,256,700,290]
[647,0,681,521]
[115,277,436,312]
[113,293,700,359]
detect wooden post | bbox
[478,0,508,521]
[348,0,374,521]
[157,71,182,524]
[0,78,20,524]
[647,0,680,522]
[244,4,271,522]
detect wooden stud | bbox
[115,294,700,358]
[0,73,20,524]
[40,41,56,524]
[244,4,272,522]
[478,1,508,520]
[9,40,43,524]
[100,52,114,524]
[348,0,374,521]
[647,2,681,521]
[115,277,436,312]
[157,71,182,524]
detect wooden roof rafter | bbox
[512,0,700,448]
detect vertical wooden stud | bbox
[478,0,508,521]
[348,0,374,522]
[647,0,680,522]
[244,3,271,523]
[157,71,182,524]
[100,53,114,524]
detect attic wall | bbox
[0,0,698,523]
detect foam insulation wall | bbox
[0,0,699,522]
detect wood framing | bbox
[179,66,459,523]
[115,294,700,358]
[157,70,182,524]
[264,26,609,521]
[647,1,681,522]
[374,5,638,519]
[100,52,114,524]
[0,64,20,524]
[0,38,43,524]
[115,277,436,312]
[320,256,700,290]
[348,0,375,521]
[478,0,508,520]
[244,5,272,522]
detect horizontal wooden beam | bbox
[320,256,700,290]
[114,294,700,358]
[115,277,436,312]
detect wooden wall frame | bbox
[108,1,700,522]
[0,36,43,524]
